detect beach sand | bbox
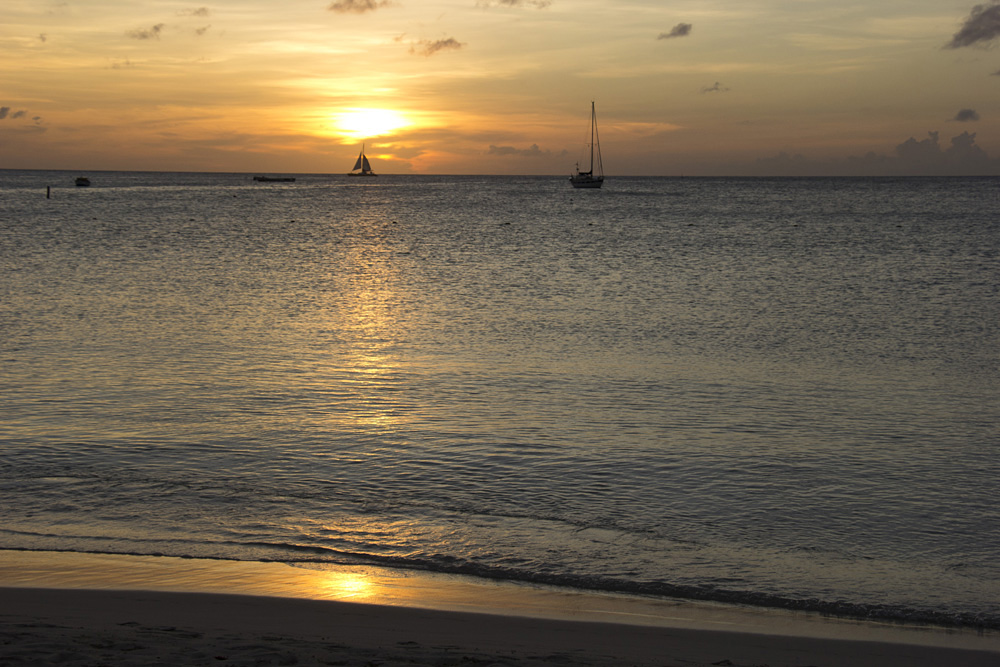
[2,551,998,666]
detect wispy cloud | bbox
[658,23,692,40]
[487,144,561,157]
[945,1,1000,48]
[477,0,552,8]
[410,37,464,56]
[952,108,980,121]
[127,23,165,40]
[701,81,730,93]
[328,0,394,13]
[179,8,210,17]
[39,33,47,43]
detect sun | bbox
[333,108,410,139]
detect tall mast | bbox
[589,102,595,172]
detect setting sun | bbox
[333,109,410,140]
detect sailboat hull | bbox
[570,175,603,189]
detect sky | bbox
[2,0,1000,176]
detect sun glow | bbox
[333,108,410,140]
[324,573,374,599]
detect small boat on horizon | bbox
[348,144,377,177]
[569,102,604,189]
[75,177,90,187]
[253,175,296,182]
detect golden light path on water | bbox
[323,229,413,433]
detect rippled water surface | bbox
[2,171,998,627]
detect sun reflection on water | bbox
[321,235,414,433]
[322,572,375,600]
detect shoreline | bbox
[2,550,999,666]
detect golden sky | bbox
[2,0,999,175]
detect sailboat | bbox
[348,144,377,177]
[570,102,603,189]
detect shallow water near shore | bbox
[2,170,998,629]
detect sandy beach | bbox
[2,551,999,666]
[2,585,997,667]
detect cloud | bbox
[179,7,210,17]
[945,1,1000,48]
[893,130,991,172]
[127,23,165,40]
[328,0,393,12]
[952,108,980,121]
[195,25,211,36]
[486,144,567,160]
[701,81,730,93]
[39,33,47,42]
[487,144,553,157]
[410,37,464,56]
[755,130,998,175]
[658,23,692,40]
[1,106,37,123]
[477,0,552,8]
[894,131,943,163]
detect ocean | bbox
[1,170,998,629]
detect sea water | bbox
[1,170,998,628]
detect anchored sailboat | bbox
[348,144,377,177]
[570,102,603,189]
